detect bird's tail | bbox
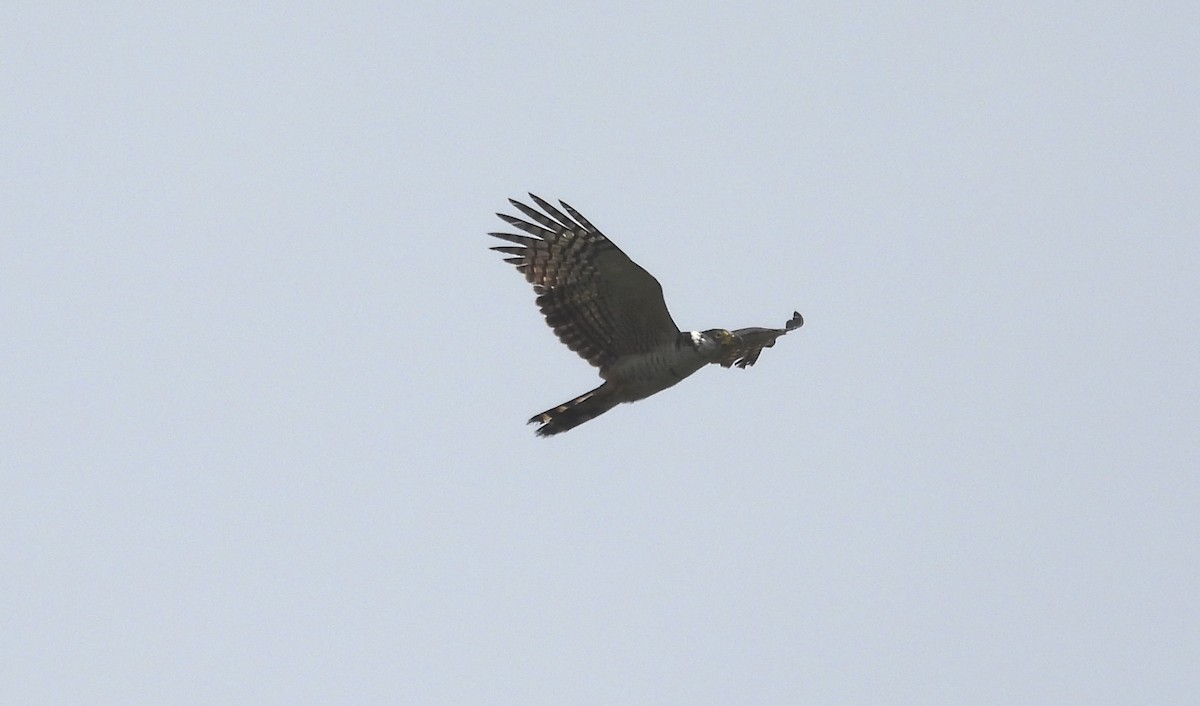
[528,383,618,437]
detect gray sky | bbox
[4,2,1198,704]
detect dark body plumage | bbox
[490,194,802,436]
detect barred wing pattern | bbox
[489,195,680,372]
[488,194,804,436]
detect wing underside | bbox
[490,195,680,370]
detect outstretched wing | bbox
[721,311,804,369]
[490,194,680,370]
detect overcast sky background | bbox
[4,3,1198,704]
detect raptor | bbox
[490,194,802,436]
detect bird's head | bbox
[704,328,738,346]
[691,328,742,361]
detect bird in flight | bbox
[490,194,803,436]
